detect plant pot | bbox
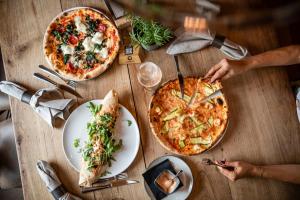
[141,43,160,51]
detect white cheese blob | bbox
[91,32,103,45]
[60,44,74,55]
[106,38,113,48]
[99,47,108,58]
[82,37,94,52]
[193,145,201,151]
[204,87,214,96]
[74,16,87,34]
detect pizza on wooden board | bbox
[149,77,228,155]
[44,8,120,81]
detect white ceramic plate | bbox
[63,100,140,178]
[144,155,194,200]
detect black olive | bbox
[217,98,224,105]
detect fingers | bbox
[223,161,240,167]
[210,67,228,83]
[204,63,222,78]
[221,72,233,80]
[217,166,237,181]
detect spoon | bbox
[171,169,183,181]
[202,158,235,171]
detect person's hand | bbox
[205,58,251,82]
[216,160,257,181]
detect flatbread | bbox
[79,90,119,186]
[149,77,228,155]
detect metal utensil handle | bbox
[39,65,65,81]
[81,184,112,193]
[174,55,185,98]
[33,73,58,86]
[174,55,180,73]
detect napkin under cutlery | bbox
[0,81,75,127]
[167,29,249,60]
[36,160,81,200]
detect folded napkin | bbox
[0,81,75,127]
[37,160,81,200]
[167,29,249,60]
[143,159,183,200]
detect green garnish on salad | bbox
[74,102,122,171]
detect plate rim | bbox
[62,99,141,178]
[143,155,194,200]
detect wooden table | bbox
[1,0,300,199]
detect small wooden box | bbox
[118,29,144,65]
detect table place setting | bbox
[0,81,75,127]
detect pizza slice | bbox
[189,78,222,107]
[78,90,122,187]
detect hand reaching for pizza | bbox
[216,160,256,181]
[204,58,250,83]
[205,45,300,83]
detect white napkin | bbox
[0,81,75,127]
[36,160,81,200]
[167,29,249,60]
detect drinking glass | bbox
[137,62,162,91]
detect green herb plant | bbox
[130,15,173,48]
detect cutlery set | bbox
[34,65,81,98]
[81,173,139,193]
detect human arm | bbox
[205,45,300,82]
[217,160,300,184]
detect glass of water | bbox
[137,62,162,91]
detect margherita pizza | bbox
[43,7,120,81]
[149,77,228,155]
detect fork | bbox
[38,65,78,88]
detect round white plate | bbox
[63,99,140,178]
[144,155,194,200]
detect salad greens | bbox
[74,102,122,171]
[73,138,80,148]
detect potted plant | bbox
[130,16,173,51]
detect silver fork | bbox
[38,65,78,88]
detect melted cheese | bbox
[60,44,74,55]
[82,37,94,52]
[99,47,108,58]
[91,32,103,45]
[74,16,87,34]
[106,38,114,48]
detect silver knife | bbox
[33,73,82,98]
[81,179,139,193]
[174,55,185,99]
[200,89,223,103]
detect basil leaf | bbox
[63,54,70,64]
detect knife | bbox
[81,179,139,193]
[189,88,222,106]
[33,73,82,98]
[200,89,223,103]
[173,55,185,99]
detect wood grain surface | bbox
[0,0,300,199]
